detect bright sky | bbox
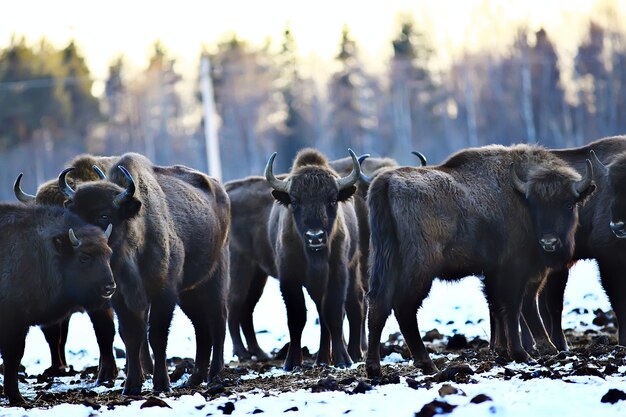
[0,0,620,83]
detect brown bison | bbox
[0,204,114,404]
[365,144,595,377]
[522,136,626,351]
[226,154,398,362]
[265,148,361,370]
[57,153,230,395]
[13,155,123,383]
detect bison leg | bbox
[280,280,307,371]
[365,295,392,378]
[40,321,67,376]
[140,334,154,375]
[393,284,437,374]
[180,287,212,386]
[539,268,569,351]
[148,292,176,393]
[598,259,626,345]
[207,253,228,383]
[345,263,365,361]
[0,326,28,405]
[521,276,557,355]
[240,270,270,361]
[520,314,535,352]
[115,302,148,396]
[89,307,118,384]
[324,264,352,368]
[227,253,256,360]
[484,285,507,356]
[493,277,530,363]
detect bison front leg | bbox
[0,326,28,405]
[115,302,148,396]
[89,307,118,383]
[40,321,68,376]
[345,263,365,361]
[227,252,257,360]
[521,276,557,355]
[280,280,307,371]
[539,268,569,351]
[148,292,177,393]
[240,271,271,361]
[179,287,212,386]
[324,265,352,368]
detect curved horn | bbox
[335,149,361,191]
[412,151,428,167]
[58,167,76,200]
[112,166,136,208]
[575,159,593,195]
[510,163,528,195]
[104,223,113,240]
[588,150,608,177]
[14,173,36,204]
[68,228,81,248]
[93,165,107,180]
[357,154,372,184]
[264,152,289,193]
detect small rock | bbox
[140,397,172,409]
[284,406,299,412]
[601,389,626,404]
[470,394,492,404]
[352,380,373,394]
[415,399,456,417]
[438,384,463,397]
[218,401,235,415]
[423,329,444,342]
[446,334,468,350]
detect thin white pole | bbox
[200,55,222,180]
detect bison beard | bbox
[265,148,361,370]
[0,204,114,405]
[57,153,231,395]
[365,144,595,378]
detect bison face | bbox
[59,166,142,235]
[54,225,115,309]
[605,156,626,238]
[512,160,595,265]
[266,149,360,253]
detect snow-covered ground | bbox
[2,260,626,416]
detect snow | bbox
[2,259,626,416]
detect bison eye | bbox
[100,214,109,220]
[329,199,337,207]
[79,254,92,263]
[565,203,574,210]
[290,201,299,209]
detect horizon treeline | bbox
[0,16,625,199]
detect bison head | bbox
[511,160,595,264]
[54,224,115,308]
[596,151,626,238]
[266,149,360,253]
[59,165,142,235]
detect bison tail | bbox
[367,174,399,301]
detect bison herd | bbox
[1,136,626,405]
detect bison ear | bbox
[53,235,73,257]
[576,182,596,206]
[337,185,357,202]
[271,190,291,206]
[119,198,142,220]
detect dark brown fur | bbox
[61,152,230,395]
[0,204,114,404]
[531,136,626,351]
[267,148,360,370]
[365,144,594,377]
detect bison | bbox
[13,155,123,383]
[0,204,114,404]
[56,153,230,395]
[365,144,595,377]
[522,136,626,351]
[264,148,361,370]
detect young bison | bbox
[365,144,594,377]
[0,204,114,404]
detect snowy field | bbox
[2,259,626,416]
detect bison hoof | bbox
[153,386,172,395]
[283,363,303,372]
[335,361,351,369]
[510,349,531,363]
[415,360,438,375]
[234,349,253,361]
[365,361,382,378]
[251,350,271,362]
[122,386,142,396]
[186,372,206,387]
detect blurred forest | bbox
[1,14,626,199]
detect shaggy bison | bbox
[57,153,230,395]
[0,204,114,404]
[365,144,595,377]
[226,154,393,362]
[265,148,361,370]
[525,136,626,350]
[13,155,121,383]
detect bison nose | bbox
[305,229,327,250]
[610,221,626,238]
[539,236,560,252]
[101,283,116,299]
